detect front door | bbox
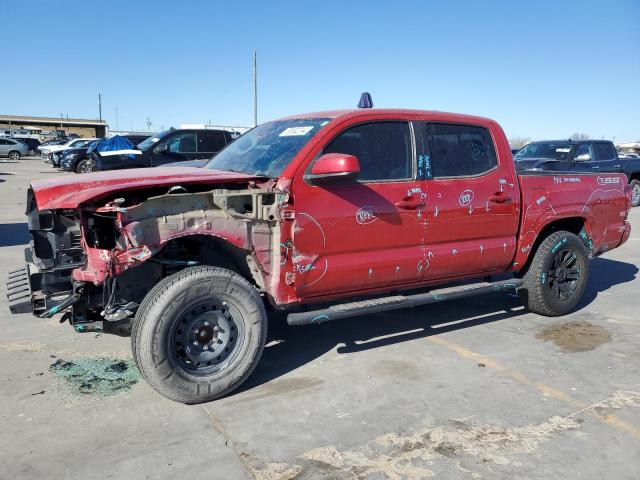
[290,121,427,298]
[416,122,519,278]
[151,132,198,166]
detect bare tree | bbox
[509,136,531,148]
[570,132,590,140]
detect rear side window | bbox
[426,123,497,177]
[593,143,617,161]
[323,122,412,181]
[198,131,228,153]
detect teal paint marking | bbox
[310,315,329,323]
[551,237,567,253]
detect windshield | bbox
[71,139,93,148]
[137,131,169,151]
[204,118,330,177]
[514,142,572,161]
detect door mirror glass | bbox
[574,153,591,162]
[154,143,169,154]
[306,153,360,184]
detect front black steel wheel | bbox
[518,231,589,316]
[171,300,244,375]
[132,266,267,404]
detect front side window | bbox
[167,132,197,153]
[323,122,412,181]
[573,144,593,161]
[593,143,616,161]
[426,123,497,177]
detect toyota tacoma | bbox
[7,108,632,403]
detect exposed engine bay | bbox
[23,181,287,332]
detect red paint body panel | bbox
[30,167,258,210]
[27,109,632,308]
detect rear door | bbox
[417,122,519,278]
[0,139,10,155]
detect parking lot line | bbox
[428,335,640,439]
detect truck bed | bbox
[514,171,631,269]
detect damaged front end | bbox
[8,182,288,333]
[7,189,97,330]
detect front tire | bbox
[518,231,589,316]
[76,158,95,173]
[8,151,20,160]
[131,266,267,404]
[629,179,640,207]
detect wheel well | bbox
[629,173,640,183]
[516,217,586,276]
[154,235,256,285]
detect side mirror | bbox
[154,143,169,154]
[574,153,591,162]
[305,153,360,184]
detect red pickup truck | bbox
[7,108,632,403]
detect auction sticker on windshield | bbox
[279,126,314,137]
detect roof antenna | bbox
[357,92,373,109]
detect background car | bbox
[93,128,232,171]
[16,138,41,156]
[59,140,99,172]
[43,138,98,166]
[0,138,29,159]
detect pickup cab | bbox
[7,109,632,404]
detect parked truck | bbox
[7,108,632,403]
[514,139,640,207]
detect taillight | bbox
[624,184,632,218]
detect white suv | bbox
[39,138,98,163]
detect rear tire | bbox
[131,266,267,404]
[76,158,95,173]
[518,231,589,316]
[629,179,640,207]
[8,151,20,160]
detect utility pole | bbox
[146,117,151,132]
[253,50,258,127]
[98,93,102,121]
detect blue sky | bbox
[2,0,639,140]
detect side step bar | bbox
[287,278,523,326]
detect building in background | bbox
[616,142,640,155]
[0,115,108,140]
